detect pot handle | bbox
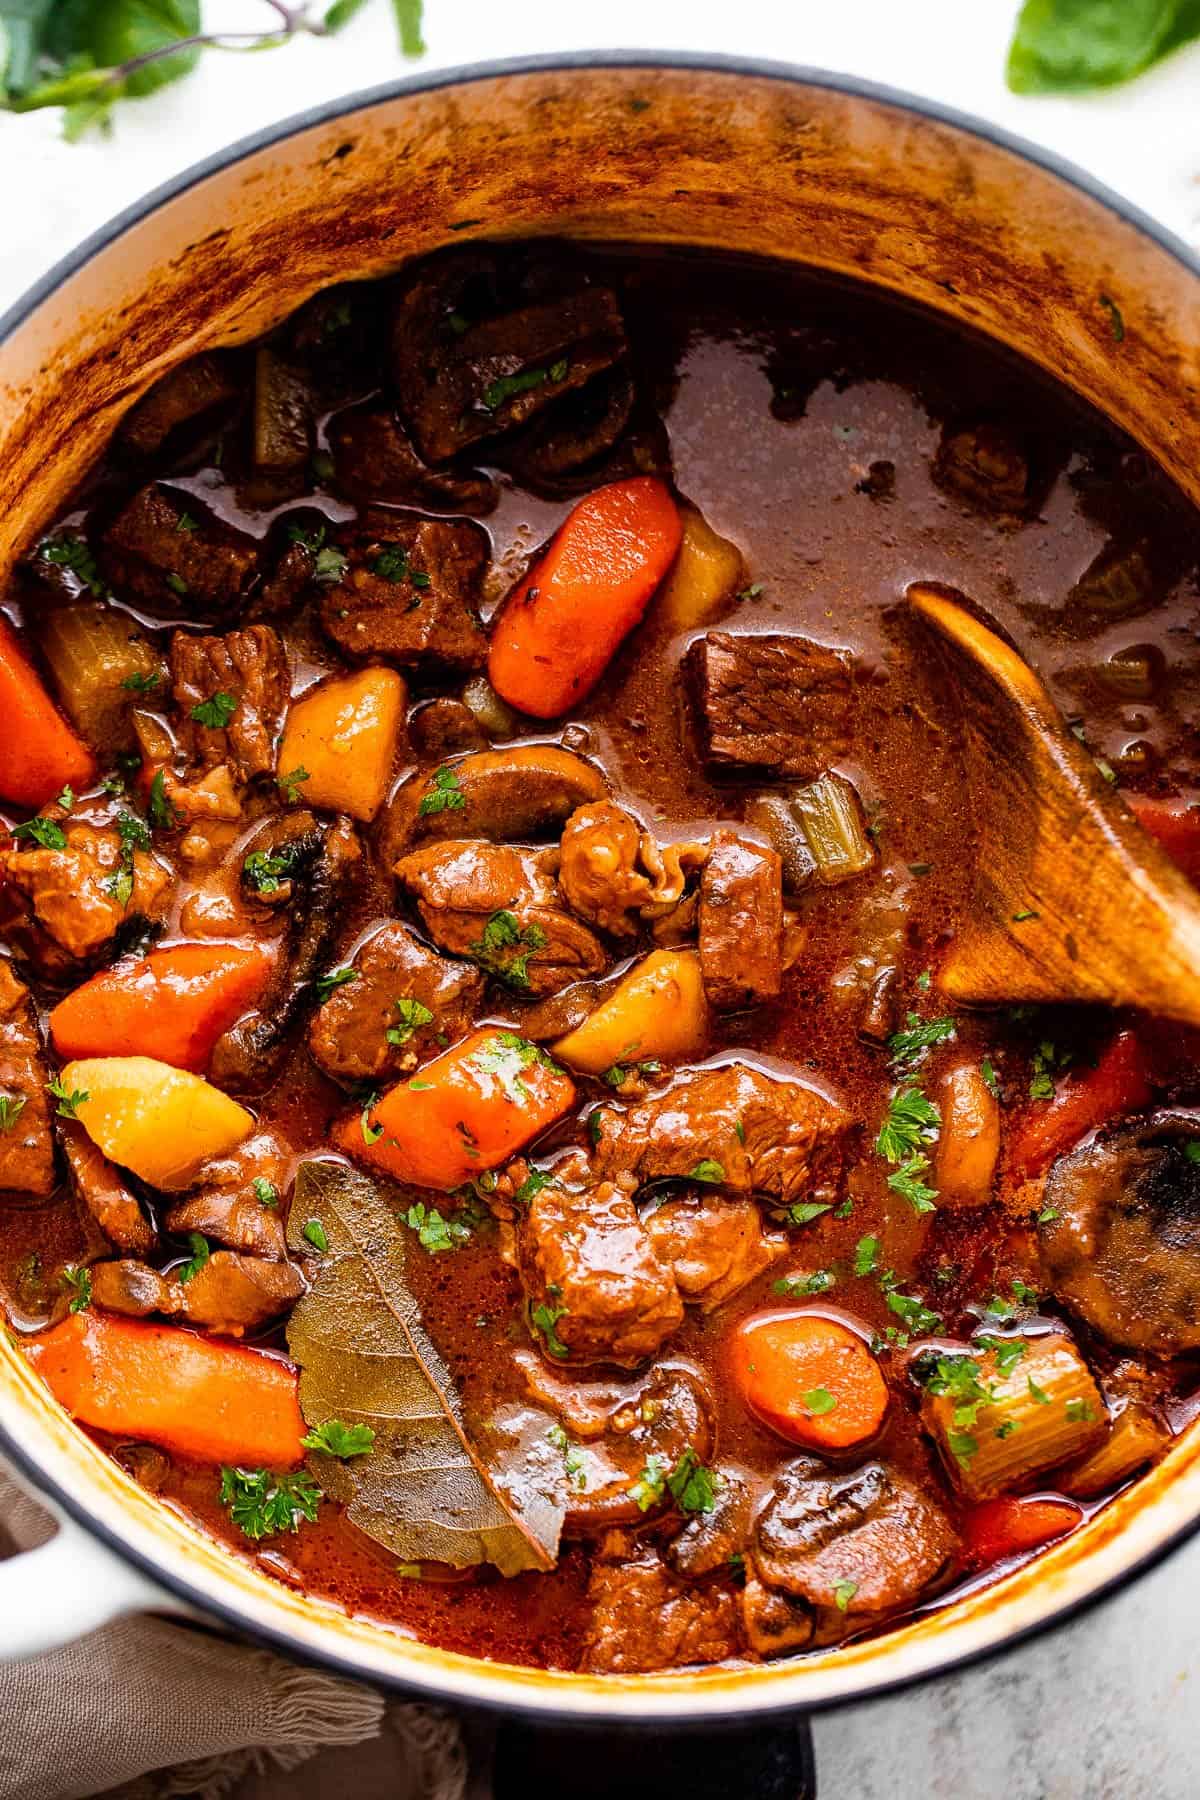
[0,1478,181,1659]
[491,1714,817,1799]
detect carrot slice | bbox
[1008,1029,1151,1180]
[25,1312,305,1467]
[488,476,682,718]
[1126,793,1200,886]
[0,615,96,807]
[49,943,272,1073]
[963,1495,1083,1568]
[336,1026,576,1191]
[730,1310,889,1452]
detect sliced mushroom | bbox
[1039,1108,1200,1352]
[386,745,608,857]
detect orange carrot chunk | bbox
[730,1309,889,1452]
[336,1026,576,1191]
[25,1312,305,1468]
[488,476,683,718]
[0,615,96,807]
[1008,1029,1151,1181]
[49,942,272,1073]
[1126,793,1200,887]
[963,1495,1083,1569]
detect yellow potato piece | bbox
[277,667,405,822]
[656,504,745,631]
[553,950,708,1075]
[62,1056,254,1191]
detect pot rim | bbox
[3,48,1200,1718]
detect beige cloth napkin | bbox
[0,1471,467,1800]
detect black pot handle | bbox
[489,1713,817,1800]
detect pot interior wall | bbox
[2,58,1200,1714]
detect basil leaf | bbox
[1007,0,1200,94]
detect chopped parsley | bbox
[302,1218,329,1254]
[802,1388,837,1416]
[242,844,300,895]
[689,1159,725,1185]
[387,996,435,1048]
[0,1095,26,1133]
[313,546,348,584]
[854,1235,880,1277]
[1012,908,1039,923]
[531,1298,569,1359]
[122,671,161,694]
[314,967,358,1003]
[834,1579,858,1612]
[147,770,179,832]
[786,1200,831,1225]
[105,810,152,909]
[946,1430,979,1468]
[11,816,66,851]
[975,1334,1028,1377]
[884,1287,942,1338]
[1037,1206,1060,1224]
[61,1264,92,1313]
[981,1058,1001,1098]
[38,531,104,593]
[418,765,466,817]
[278,766,310,803]
[1029,1039,1074,1101]
[218,1466,323,1541]
[165,572,189,597]
[1028,1375,1051,1405]
[482,365,559,411]
[372,545,428,585]
[360,1097,384,1145]
[773,1269,836,1297]
[176,1233,211,1284]
[887,1013,957,1073]
[876,1085,941,1215]
[630,1451,670,1512]
[1065,1399,1096,1424]
[470,911,547,990]
[666,1448,721,1515]
[47,1077,88,1119]
[405,1201,472,1254]
[300,1420,376,1459]
[547,1423,587,1490]
[54,786,74,811]
[190,691,237,730]
[253,1178,278,1209]
[514,1167,552,1205]
[468,1032,556,1103]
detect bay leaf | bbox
[285,1158,562,1575]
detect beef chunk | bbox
[688,632,852,776]
[91,1251,305,1335]
[933,422,1030,513]
[0,820,172,962]
[211,812,361,1093]
[170,624,289,782]
[308,921,484,1086]
[558,802,703,937]
[327,403,498,513]
[319,513,487,670]
[407,699,489,763]
[61,1122,155,1255]
[101,485,259,617]
[118,354,242,458]
[163,1132,288,1258]
[644,1193,786,1312]
[394,840,607,997]
[581,1539,740,1674]
[698,833,783,1008]
[389,246,627,464]
[0,960,55,1196]
[593,1062,851,1210]
[745,1457,958,1651]
[517,1177,683,1367]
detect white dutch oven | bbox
[1,53,1199,1734]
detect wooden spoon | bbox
[907,581,1200,1026]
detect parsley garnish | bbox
[418,765,466,817]
[946,1430,979,1468]
[854,1235,880,1277]
[105,810,151,910]
[314,967,358,1003]
[176,1233,210,1284]
[405,1201,472,1253]
[1028,1375,1051,1405]
[689,1158,725,1185]
[122,671,161,694]
[666,1448,721,1515]
[531,1298,569,1359]
[975,1334,1028,1377]
[470,910,547,990]
[165,571,189,597]
[1029,1039,1074,1101]
[61,1264,92,1313]
[387,996,435,1047]
[12,816,66,850]
[55,786,74,810]
[0,1095,26,1133]
[630,1451,670,1512]
[803,1387,837,1416]
[834,1579,858,1612]
[1065,1399,1095,1424]
[147,769,179,832]
[875,1085,941,1215]
[242,845,300,895]
[981,1058,1001,1098]
[313,546,348,584]
[514,1167,551,1205]
[360,1097,383,1145]
[278,766,310,803]
[547,1424,587,1490]
[773,1269,836,1297]
[253,1178,278,1209]
[218,1467,323,1540]
[302,1219,329,1253]
[47,1077,88,1119]
[786,1200,831,1225]
[300,1420,376,1459]
[38,531,103,593]
[191,692,237,730]
[887,1012,957,1072]
[884,1287,942,1337]
[482,366,555,411]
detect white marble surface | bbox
[3,3,1200,1794]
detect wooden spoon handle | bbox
[908,582,1200,1027]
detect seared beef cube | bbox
[698,833,783,1009]
[61,1122,155,1255]
[0,960,55,1196]
[327,403,497,514]
[390,247,627,464]
[320,514,487,671]
[688,632,852,776]
[101,485,259,617]
[91,1251,305,1335]
[118,353,242,458]
[308,921,485,1086]
[170,624,289,783]
[394,841,607,998]
[933,422,1030,513]
[744,1457,958,1652]
[0,821,172,963]
[581,1540,740,1674]
[164,1132,289,1258]
[517,1178,683,1367]
[592,1062,851,1211]
[644,1193,786,1313]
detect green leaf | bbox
[218,1466,322,1541]
[689,1158,725,1185]
[834,1578,858,1612]
[300,1418,376,1459]
[176,1231,210,1283]
[802,1387,837,1416]
[1007,0,1200,94]
[86,0,201,99]
[390,0,425,55]
[191,690,237,729]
